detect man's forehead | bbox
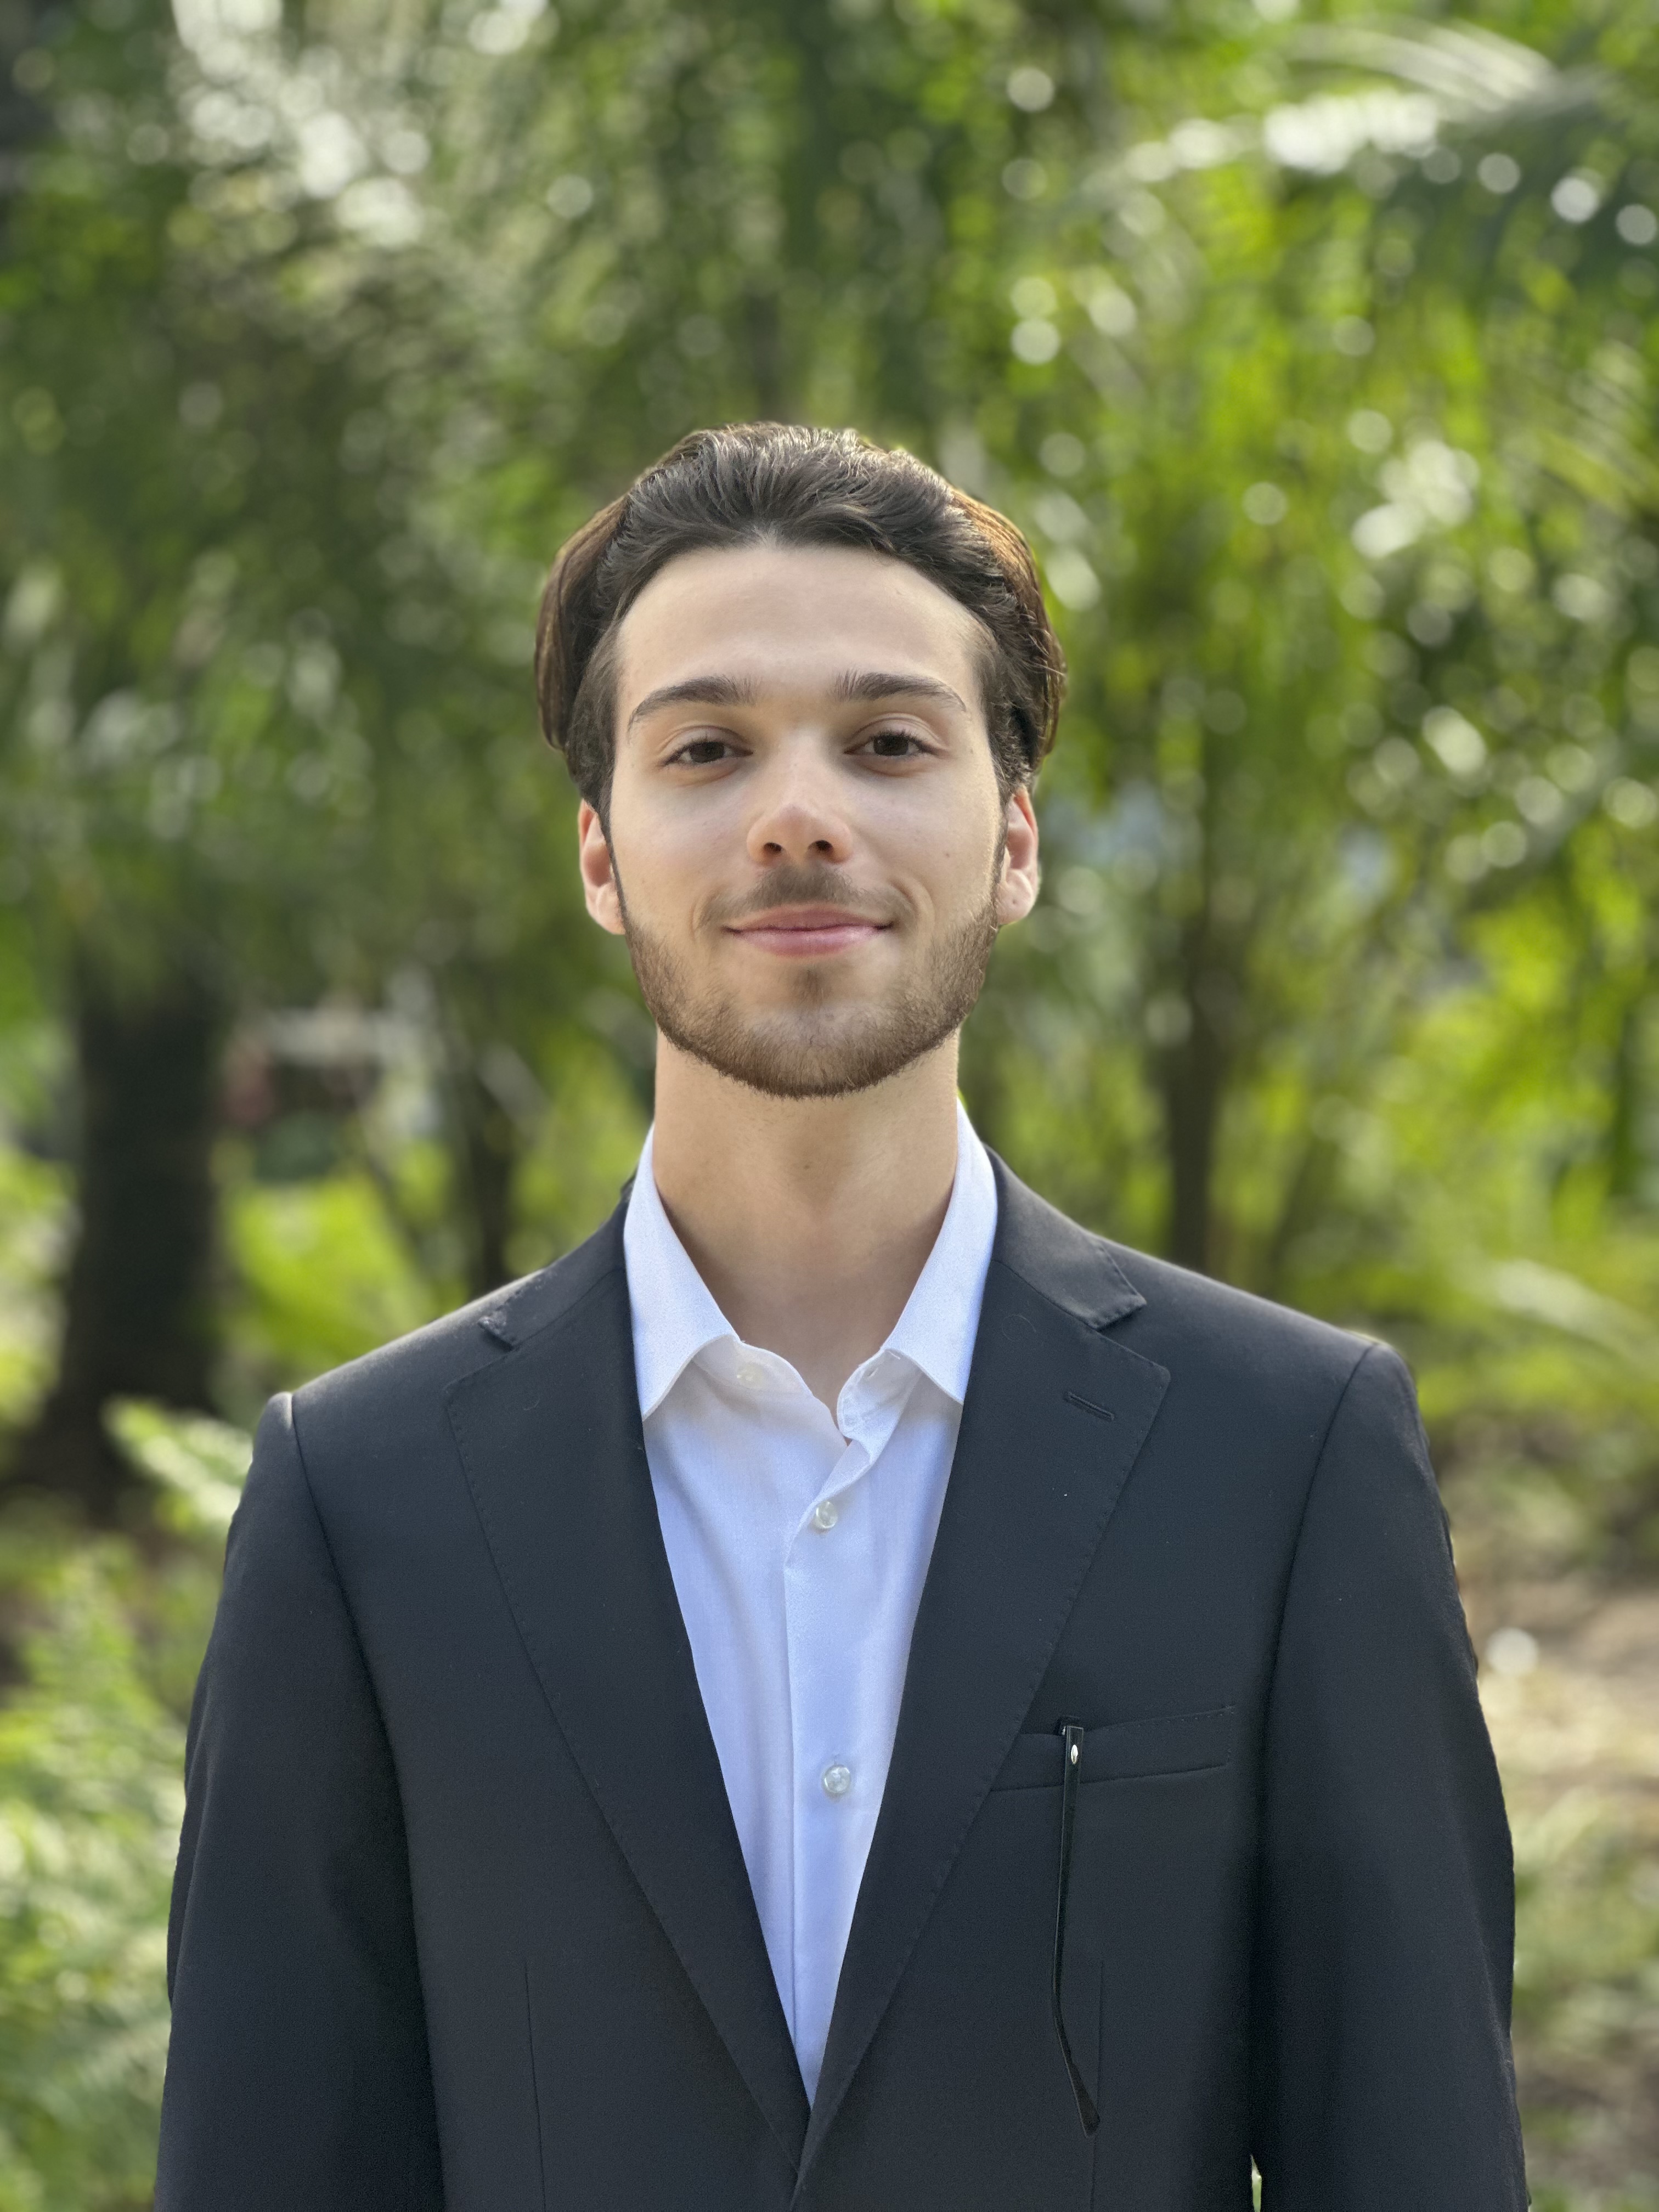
[613,540,985,705]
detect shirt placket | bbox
[783,1364,916,2096]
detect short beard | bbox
[616,851,1003,1101]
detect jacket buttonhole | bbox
[1063,1390,1115,1423]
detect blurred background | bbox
[0,0,1655,2200]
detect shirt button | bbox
[821,1762,853,1800]
[810,1498,840,1531]
[736,1363,766,1389]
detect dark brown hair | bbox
[534,422,1065,814]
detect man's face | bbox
[578,540,1040,1099]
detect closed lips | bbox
[727,907,890,955]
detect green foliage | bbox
[0,1150,65,1436]
[0,1554,184,2210]
[104,1403,250,1538]
[0,1406,245,2209]
[223,1165,453,1390]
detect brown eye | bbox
[867,728,923,758]
[674,738,733,766]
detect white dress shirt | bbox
[623,1103,998,2102]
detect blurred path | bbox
[1471,1577,1659,2206]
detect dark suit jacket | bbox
[156,1159,1526,2211]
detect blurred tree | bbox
[0,0,376,1501]
[950,7,1659,1285]
[19,971,224,1510]
[0,0,612,1495]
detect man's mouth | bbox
[725,905,890,959]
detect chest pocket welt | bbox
[989,1705,1236,1792]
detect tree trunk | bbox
[0,0,54,189]
[1155,918,1234,1276]
[11,968,224,1517]
[1159,1025,1223,1276]
[453,1064,520,1299]
[1605,991,1646,1202]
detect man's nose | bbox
[745,748,854,867]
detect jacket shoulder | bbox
[1109,1239,1374,1369]
[992,1159,1379,1402]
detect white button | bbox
[821,1762,853,1799]
[810,1498,840,1531]
[736,1363,766,1389]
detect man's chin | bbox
[653,1005,956,1101]
[623,890,1000,1100]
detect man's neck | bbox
[647,1035,963,1414]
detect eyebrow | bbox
[626,668,968,731]
[831,669,969,714]
[625,675,759,730]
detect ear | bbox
[995,784,1040,927]
[578,800,627,936]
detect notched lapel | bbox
[801,1171,1170,2179]
[443,1231,810,2171]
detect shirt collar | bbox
[876,1101,997,1407]
[623,1101,998,1420]
[623,1128,735,1420]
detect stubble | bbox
[616,855,1003,1099]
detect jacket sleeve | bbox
[156,1393,443,2211]
[1249,1342,1527,2210]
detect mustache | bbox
[704,866,909,929]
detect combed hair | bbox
[534,422,1066,812]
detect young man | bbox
[157,424,1527,2210]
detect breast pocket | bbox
[989,1706,1237,1793]
[981,1705,1243,2172]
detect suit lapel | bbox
[444,1211,810,2172]
[800,1164,1170,2179]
